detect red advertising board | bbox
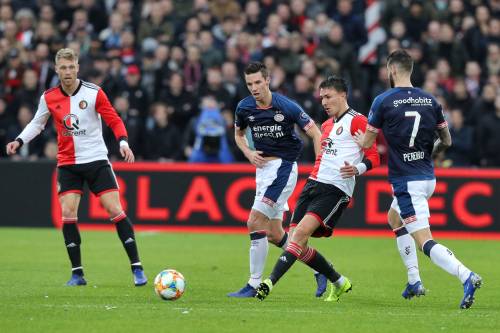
[47,163,500,239]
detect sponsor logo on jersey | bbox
[248,115,255,122]
[393,96,433,108]
[62,114,86,136]
[300,111,309,120]
[252,124,284,139]
[274,113,284,122]
[79,100,88,109]
[336,126,343,135]
[321,138,337,155]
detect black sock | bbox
[115,216,142,270]
[301,248,341,283]
[276,232,288,248]
[269,242,302,285]
[62,222,83,275]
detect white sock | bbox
[333,276,345,287]
[427,242,471,284]
[248,235,269,288]
[396,232,421,284]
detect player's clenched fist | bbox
[6,140,20,155]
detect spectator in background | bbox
[119,64,150,119]
[10,68,39,114]
[3,48,25,103]
[184,95,233,163]
[160,72,198,129]
[104,96,142,161]
[470,83,496,126]
[199,30,224,69]
[99,12,124,51]
[290,74,324,123]
[243,0,265,34]
[477,95,500,167]
[199,67,232,111]
[42,139,58,160]
[448,77,473,120]
[445,109,474,167]
[332,0,367,51]
[144,102,182,161]
[0,98,10,157]
[7,104,44,160]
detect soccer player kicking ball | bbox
[255,76,379,302]
[6,48,147,287]
[356,50,482,309]
[228,62,326,298]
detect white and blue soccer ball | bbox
[154,269,186,301]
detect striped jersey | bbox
[310,109,379,197]
[17,80,127,166]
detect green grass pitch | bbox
[1,227,499,333]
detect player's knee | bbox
[291,226,309,248]
[387,210,402,229]
[247,210,266,231]
[266,231,282,245]
[61,206,78,218]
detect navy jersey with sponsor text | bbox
[235,92,315,161]
[367,87,447,182]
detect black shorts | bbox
[290,179,350,238]
[57,160,118,196]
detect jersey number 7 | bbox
[405,111,421,147]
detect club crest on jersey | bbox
[62,114,86,136]
[336,126,343,135]
[79,100,88,109]
[274,113,284,122]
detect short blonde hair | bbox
[55,48,78,64]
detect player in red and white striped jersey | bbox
[256,76,379,301]
[6,48,147,287]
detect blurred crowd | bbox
[0,0,499,167]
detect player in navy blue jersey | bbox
[356,50,482,309]
[227,61,324,298]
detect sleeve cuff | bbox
[355,162,367,175]
[436,121,448,129]
[15,138,24,147]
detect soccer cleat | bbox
[402,281,426,299]
[66,274,87,286]
[314,273,328,297]
[133,268,148,286]
[255,279,273,301]
[460,272,482,309]
[227,283,257,298]
[324,277,352,302]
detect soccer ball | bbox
[154,269,186,301]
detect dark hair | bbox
[319,75,348,93]
[244,61,269,79]
[387,49,413,73]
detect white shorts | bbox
[252,159,298,220]
[390,179,436,234]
